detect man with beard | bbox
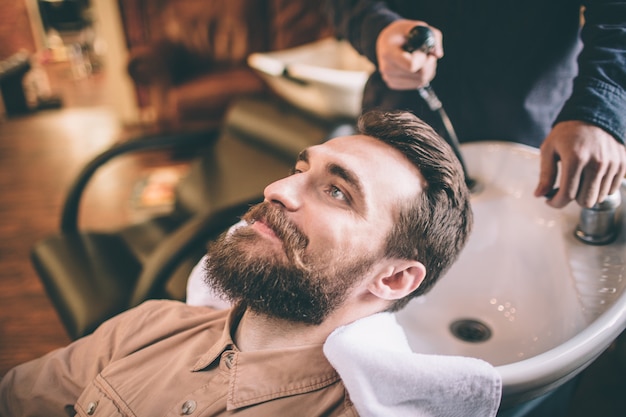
[1,110,473,417]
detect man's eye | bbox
[329,185,348,202]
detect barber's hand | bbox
[376,19,443,90]
[534,121,626,208]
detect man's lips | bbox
[250,219,281,241]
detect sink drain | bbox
[450,319,492,343]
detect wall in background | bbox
[0,1,37,59]
[91,0,141,125]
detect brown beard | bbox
[204,202,375,325]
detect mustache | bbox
[242,202,309,265]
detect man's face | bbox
[205,135,424,324]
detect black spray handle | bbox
[403,25,436,54]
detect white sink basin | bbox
[248,38,374,119]
[395,142,626,408]
[246,38,626,407]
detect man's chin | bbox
[244,299,329,326]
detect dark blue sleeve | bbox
[555,0,626,143]
[325,0,403,65]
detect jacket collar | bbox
[192,305,341,410]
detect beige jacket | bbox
[0,300,357,417]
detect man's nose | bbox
[264,175,303,210]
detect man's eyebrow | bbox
[296,147,365,202]
[327,163,364,200]
[296,149,309,163]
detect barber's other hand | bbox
[534,121,626,208]
[376,20,443,90]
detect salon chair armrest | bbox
[129,196,261,306]
[61,130,218,233]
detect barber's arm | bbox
[326,0,400,64]
[535,0,626,208]
[327,1,443,88]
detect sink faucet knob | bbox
[575,191,621,245]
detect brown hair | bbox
[357,110,473,311]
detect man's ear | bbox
[368,260,426,301]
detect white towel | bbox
[186,220,246,308]
[187,253,502,416]
[185,255,232,309]
[323,312,502,417]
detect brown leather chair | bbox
[126,0,333,132]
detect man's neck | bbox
[232,289,388,351]
[233,308,338,351]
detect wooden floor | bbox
[0,63,190,376]
[0,60,625,416]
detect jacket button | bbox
[224,353,235,369]
[181,400,197,415]
[86,401,98,415]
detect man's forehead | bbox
[302,134,425,194]
[305,134,394,160]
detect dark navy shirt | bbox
[328,0,626,148]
